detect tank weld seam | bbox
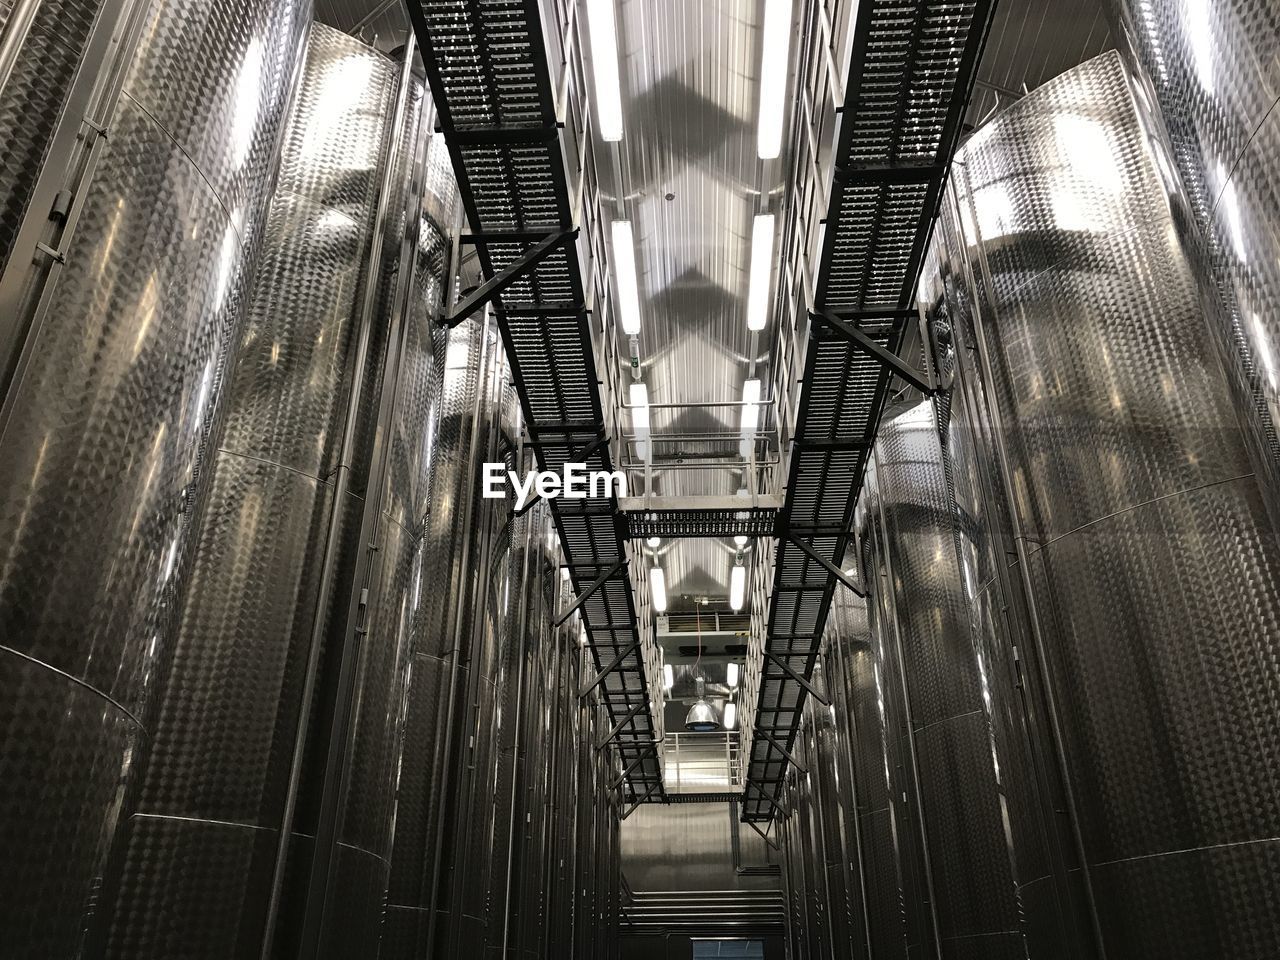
[131,812,273,832]
[990,216,1169,305]
[0,643,145,729]
[118,90,246,247]
[384,903,434,914]
[1091,834,1280,869]
[1033,472,1255,551]
[940,930,1022,940]
[911,708,983,735]
[1015,873,1054,888]
[1209,95,1280,218]
[335,839,391,866]
[216,447,331,486]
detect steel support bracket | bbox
[596,699,645,753]
[610,741,661,790]
[753,725,807,773]
[622,778,663,819]
[786,535,866,597]
[743,814,779,850]
[555,557,625,627]
[743,778,785,817]
[763,650,831,707]
[811,309,935,394]
[579,639,640,701]
[441,228,576,327]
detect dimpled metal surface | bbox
[101,23,404,958]
[942,51,1280,958]
[860,406,1025,958]
[324,121,455,950]
[0,0,103,272]
[0,0,309,941]
[383,318,501,958]
[1107,0,1280,515]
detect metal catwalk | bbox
[0,0,1277,958]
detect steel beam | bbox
[811,309,935,394]
[610,742,660,790]
[743,779,785,816]
[786,535,866,597]
[752,725,806,773]
[763,650,831,707]
[554,558,625,627]
[442,229,576,327]
[596,700,645,752]
[579,640,640,700]
[743,815,779,850]
[622,778,663,819]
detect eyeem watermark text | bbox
[482,462,626,508]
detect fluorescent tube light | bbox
[746,214,775,331]
[740,378,762,433]
[727,662,740,688]
[729,563,746,611]
[630,381,650,460]
[739,377,762,460]
[650,564,667,612]
[611,220,642,334]
[663,663,674,690]
[757,0,792,158]
[723,702,737,730]
[587,0,624,141]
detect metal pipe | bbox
[285,32,426,957]
[0,0,42,105]
[824,598,876,960]
[258,32,417,954]
[423,311,496,959]
[871,443,943,958]
[499,504,535,956]
[951,175,1109,958]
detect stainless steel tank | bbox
[380,314,506,957]
[440,371,521,955]
[0,0,309,953]
[862,400,1027,958]
[825,575,915,960]
[938,49,1280,959]
[298,44,458,960]
[1107,0,1280,523]
[100,24,403,957]
[0,0,111,286]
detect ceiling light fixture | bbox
[611,220,642,334]
[650,563,667,612]
[739,378,761,459]
[646,536,661,548]
[630,381,650,460]
[684,677,720,732]
[586,0,624,141]
[734,534,749,548]
[723,701,737,730]
[757,0,793,158]
[727,662,740,688]
[746,214,775,331]
[663,662,674,690]
[740,378,761,433]
[729,563,746,611]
